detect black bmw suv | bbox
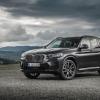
[20,35,100,80]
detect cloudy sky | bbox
[0,0,100,47]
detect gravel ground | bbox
[0,64,100,100]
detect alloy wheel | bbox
[61,59,76,80]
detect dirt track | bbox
[0,64,100,100]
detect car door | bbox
[77,37,93,68]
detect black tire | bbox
[24,72,40,79]
[60,59,77,80]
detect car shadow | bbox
[36,71,99,80]
[75,72,99,78]
[37,74,60,80]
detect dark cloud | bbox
[0,0,100,44]
[36,28,100,40]
[0,23,34,42]
[0,0,100,22]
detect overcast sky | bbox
[0,0,100,47]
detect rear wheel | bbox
[24,72,40,79]
[60,59,77,80]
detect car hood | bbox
[22,48,71,56]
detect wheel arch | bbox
[63,55,79,69]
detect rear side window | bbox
[80,38,91,49]
[90,38,98,49]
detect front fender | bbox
[57,55,79,73]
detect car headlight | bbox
[48,53,63,58]
[21,54,25,60]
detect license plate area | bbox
[28,63,40,67]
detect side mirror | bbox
[78,44,88,51]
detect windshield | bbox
[46,37,81,49]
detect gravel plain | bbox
[0,64,100,100]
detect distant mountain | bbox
[0,46,42,64]
[0,46,41,52]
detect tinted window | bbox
[61,38,80,48]
[47,37,80,48]
[80,38,91,49]
[95,38,100,48]
[47,39,62,48]
[90,38,98,49]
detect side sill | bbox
[78,66,100,71]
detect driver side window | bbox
[80,38,91,49]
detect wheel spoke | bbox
[67,71,70,77]
[69,63,73,69]
[63,62,69,68]
[69,70,73,75]
[67,62,70,68]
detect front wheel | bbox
[60,59,77,80]
[24,72,40,79]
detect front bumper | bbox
[20,58,61,74]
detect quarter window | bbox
[80,38,91,49]
[96,39,100,48]
[90,38,98,49]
